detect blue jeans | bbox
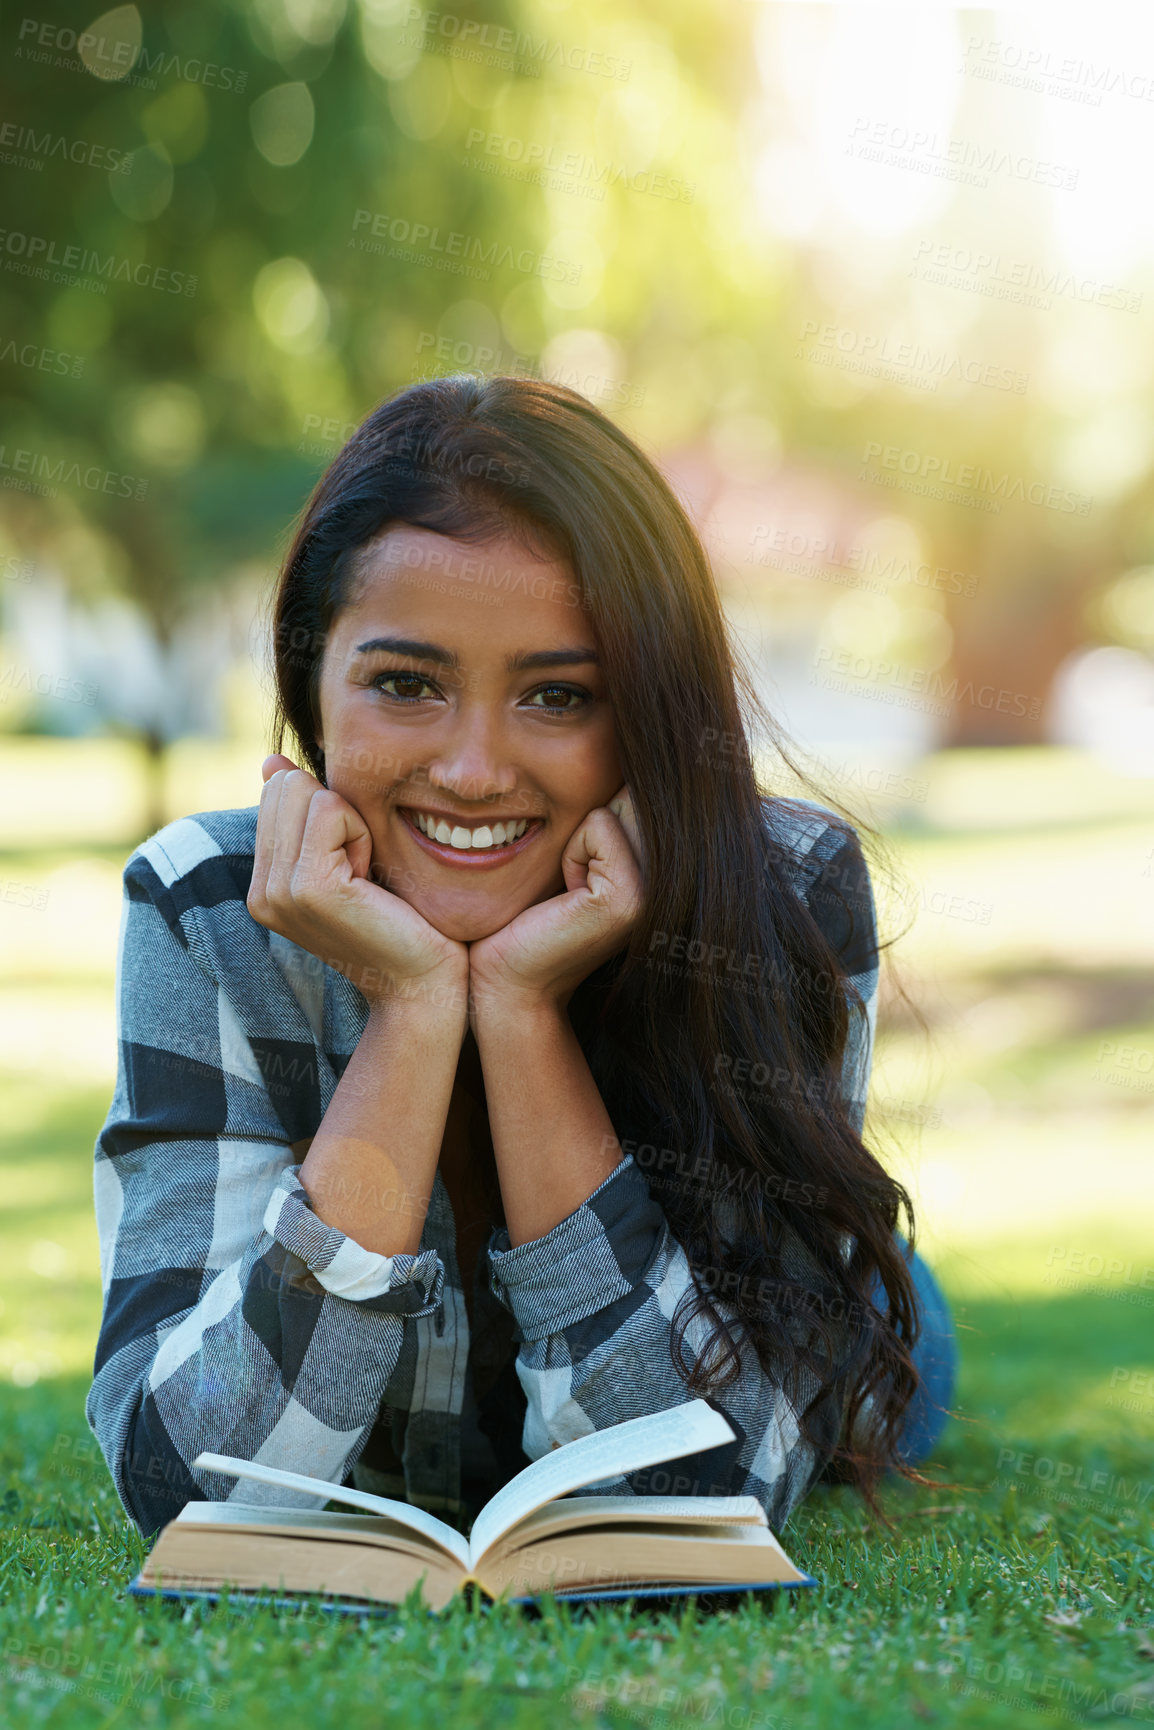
[879,1240,958,1466]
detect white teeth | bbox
[411,811,531,850]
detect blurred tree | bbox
[0,0,573,832]
[3,0,1150,818]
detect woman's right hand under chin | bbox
[247,755,470,1015]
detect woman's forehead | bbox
[325,533,597,660]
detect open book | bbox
[133,1400,814,1611]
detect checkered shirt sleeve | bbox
[85,836,445,1538]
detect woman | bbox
[86,374,956,1543]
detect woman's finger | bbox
[563,803,643,915]
[607,785,645,874]
[299,782,374,890]
[268,768,330,902]
[253,756,303,900]
[251,767,290,907]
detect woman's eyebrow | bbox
[353,636,600,671]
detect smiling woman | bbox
[309,521,625,941]
[85,375,955,1548]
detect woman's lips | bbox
[396,805,544,867]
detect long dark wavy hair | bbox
[263,373,927,1509]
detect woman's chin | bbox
[412,895,518,946]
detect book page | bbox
[143,1523,464,1612]
[173,1501,453,1547]
[468,1399,736,1567]
[487,1494,768,1560]
[482,1522,808,1600]
[175,1502,422,1530]
[192,1452,469,1569]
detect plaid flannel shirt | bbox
[85,795,878,1540]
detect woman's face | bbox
[314,523,623,943]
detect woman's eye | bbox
[372,671,434,702]
[524,684,590,714]
[371,672,590,712]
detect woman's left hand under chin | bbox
[467,785,645,1026]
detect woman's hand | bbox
[248,755,469,1014]
[467,784,645,1027]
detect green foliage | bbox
[1,0,559,613]
[6,3,1154,750]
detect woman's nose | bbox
[419,704,519,804]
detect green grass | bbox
[1,1323,1150,1730]
[2,744,1153,1727]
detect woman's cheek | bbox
[373,857,419,898]
[537,834,569,900]
[366,819,415,898]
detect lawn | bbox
[1,743,1151,1729]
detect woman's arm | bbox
[478,1013,827,1529]
[486,1151,827,1529]
[471,998,622,1244]
[466,787,645,1244]
[482,814,879,1531]
[297,991,463,1255]
[85,826,463,1538]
